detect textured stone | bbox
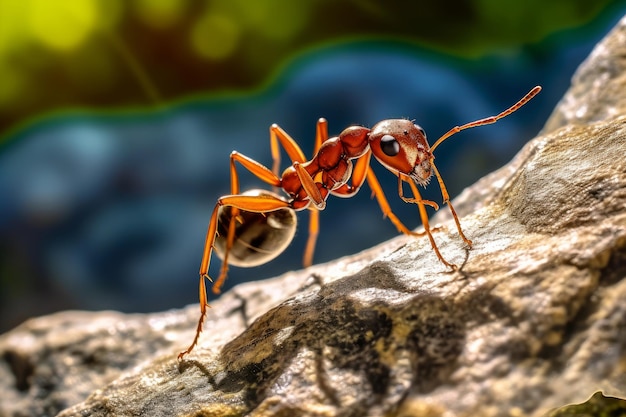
[2,15,626,417]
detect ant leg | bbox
[396,176,439,211]
[403,176,457,269]
[430,163,472,248]
[315,117,329,149]
[294,162,326,209]
[303,209,319,267]
[177,265,211,360]
[350,150,370,193]
[179,200,221,360]
[396,176,443,234]
[270,119,328,266]
[214,152,283,295]
[269,123,309,177]
[365,166,427,237]
[270,118,328,176]
[213,193,292,294]
[179,194,291,360]
[301,119,328,267]
[331,149,371,197]
[230,151,282,192]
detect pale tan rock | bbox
[2,15,626,417]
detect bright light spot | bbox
[235,0,309,41]
[190,13,239,60]
[0,2,31,54]
[133,0,184,29]
[27,0,97,51]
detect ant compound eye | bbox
[380,134,400,156]
[414,124,426,139]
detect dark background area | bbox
[1,0,625,333]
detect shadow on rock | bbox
[206,263,512,414]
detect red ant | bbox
[178,86,541,359]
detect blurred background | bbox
[1,0,625,333]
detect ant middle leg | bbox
[303,209,319,268]
[301,119,328,267]
[365,167,427,238]
[270,118,329,267]
[396,176,440,211]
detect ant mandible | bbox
[178,85,542,359]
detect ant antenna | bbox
[430,86,541,153]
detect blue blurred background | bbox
[1,1,625,333]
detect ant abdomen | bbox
[213,189,297,267]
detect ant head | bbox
[369,119,433,186]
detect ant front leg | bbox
[396,176,440,211]
[401,175,457,270]
[395,176,443,235]
[430,162,472,248]
[364,167,456,269]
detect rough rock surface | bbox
[2,16,626,417]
